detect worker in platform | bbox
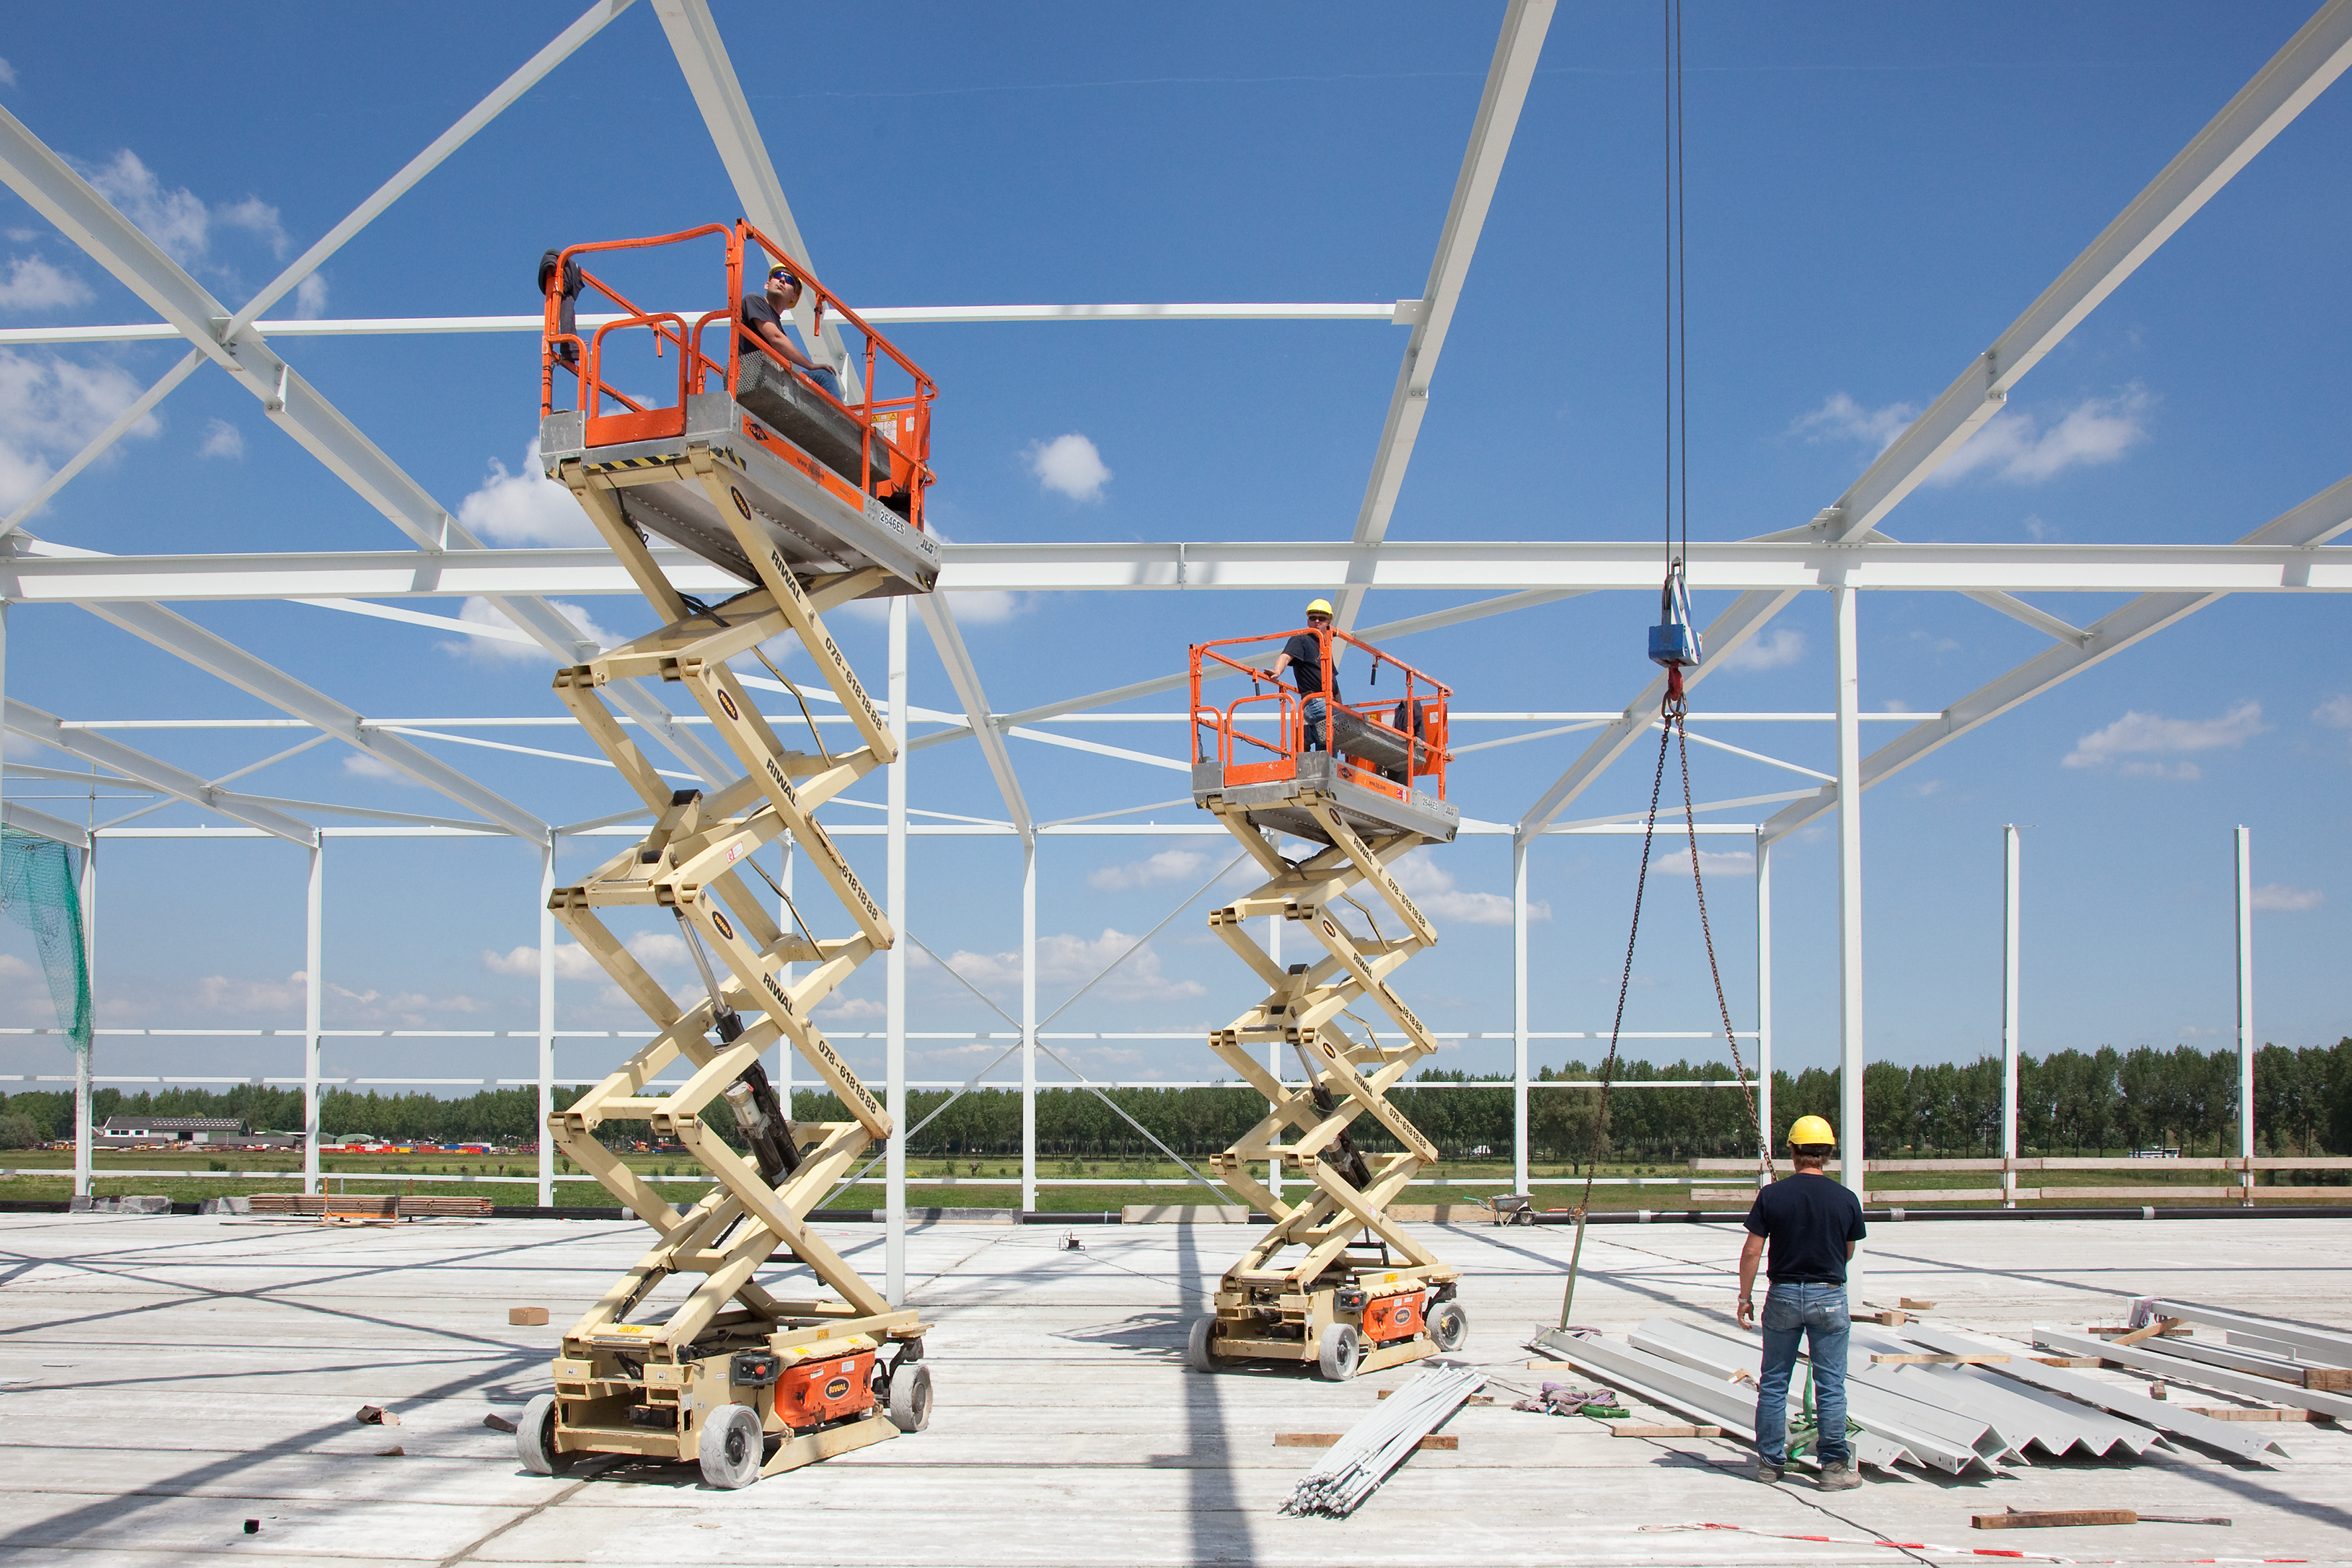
[741,262,842,401]
[1267,598,1341,752]
[1737,1114,1867,1490]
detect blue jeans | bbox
[1302,696,1328,752]
[804,364,841,402]
[1755,1280,1850,1467]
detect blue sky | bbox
[0,1,2344,1102]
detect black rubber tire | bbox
[1186,1314,1220,1373]
[887,1362,933,1433]
[1317,1324,1362,1382]
[1428,1300,1469,1352]
[698,1403,762,1490]
[515,1393,558,1475]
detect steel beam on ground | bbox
[1757,475,2352,846]
[1334,0,1555,631]
[7,699,318,846]
[79,603,546,842]
[1512,0,2352,832]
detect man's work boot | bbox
[1753,1460,1782,1483]
[1817,1462,1861,1491]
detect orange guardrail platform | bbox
[536,220,937,599]
[1187,625,1458,845]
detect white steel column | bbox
[885,597,909,1303]
[2234,826,2256,1180]
[1755,831,1773,1171]
[1834,588,1866,1217]
[1020,842,1037,1212]
[777,844,793,1117]
[73,838,95,1199]
[2001,825,2021,1206]
[1512,836,1530,1195]
[538,841,556,1208]
[302,843,323,1195]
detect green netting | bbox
[1,826,92,1054]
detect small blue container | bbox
[1648,621,1701,668]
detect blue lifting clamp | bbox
[1649,561,1701,714]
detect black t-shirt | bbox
[740,293,784,358]
[1281,632,1340,701]
[1743,1173,1866,1285]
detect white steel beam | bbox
[1,351,202,537]
[1757,474,2352,845]
[7,698,319,846]
[223,0,638,337]
[1964,589,2093,647]
[78,602,548,842]
[0,302,1403,345]
[655,0,860,398]
[1335,0,1555,631]
[23,538,2352,605]
[1514,0,2352,834]
[916,597,1032,842]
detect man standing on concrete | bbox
[1737,1115,1867,1489]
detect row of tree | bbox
[5,1040,2347,1160]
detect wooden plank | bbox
[2032,1356,2104,1367]
[1273,1433,1457,1450]
[1897,1297,1937,1310]
[1870,1353,2008,1364]
[1972,1510,2138,1530]
[1608,1422,1722,1438]
[2183,1406,2311,1421]
[2304,1368,2352,1391]
[2112,1315,2185,1348]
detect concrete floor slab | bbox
[2,1214,2347,1565]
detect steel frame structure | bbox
[0,0,2347,1275]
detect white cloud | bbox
[0,349,161,512]
[1906,777,1946,799]
[1025,432,1111,501]
[2023,513,2060,542]
[1392,850,1541,925]
[293,273,329,319]
[482,943,605,979]
[1908,627,1961,655]
[938,928,1204,1002]
[185,970,485,1026]
[196,418,243,460]
[819,995,886,1022]
[435,595,619,663]
[944,589,1024,625]
[1882,698,1914,712]
[82,150,214,266]
[457,448,601,545]
[2063,700,2265,776]
[1711,627,1804,673]
[1651,846,1756,878]
[2313,696,2352,728]
[0,254,91,310]
[625,931,691,969]
[1797,386,2152,487]
[0,56,17,86]
[342,751,417,785]
[1932,386,2151,485]
[211,195,289,258]
[1087,848,1207,892]
[1790,392,1917,453]
[2249,884,2323,913]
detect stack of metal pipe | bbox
[1280,1362,1483,1519]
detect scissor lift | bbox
[1182,628,1469,1379]
[512,223,939,1488]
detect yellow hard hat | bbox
[1786,1115,1836,1148]
[1304,598,1335,617]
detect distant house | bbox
[99,1116,246,1146]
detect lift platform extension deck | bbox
[517,223,937,1487]
[1184,631,1468,1379]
